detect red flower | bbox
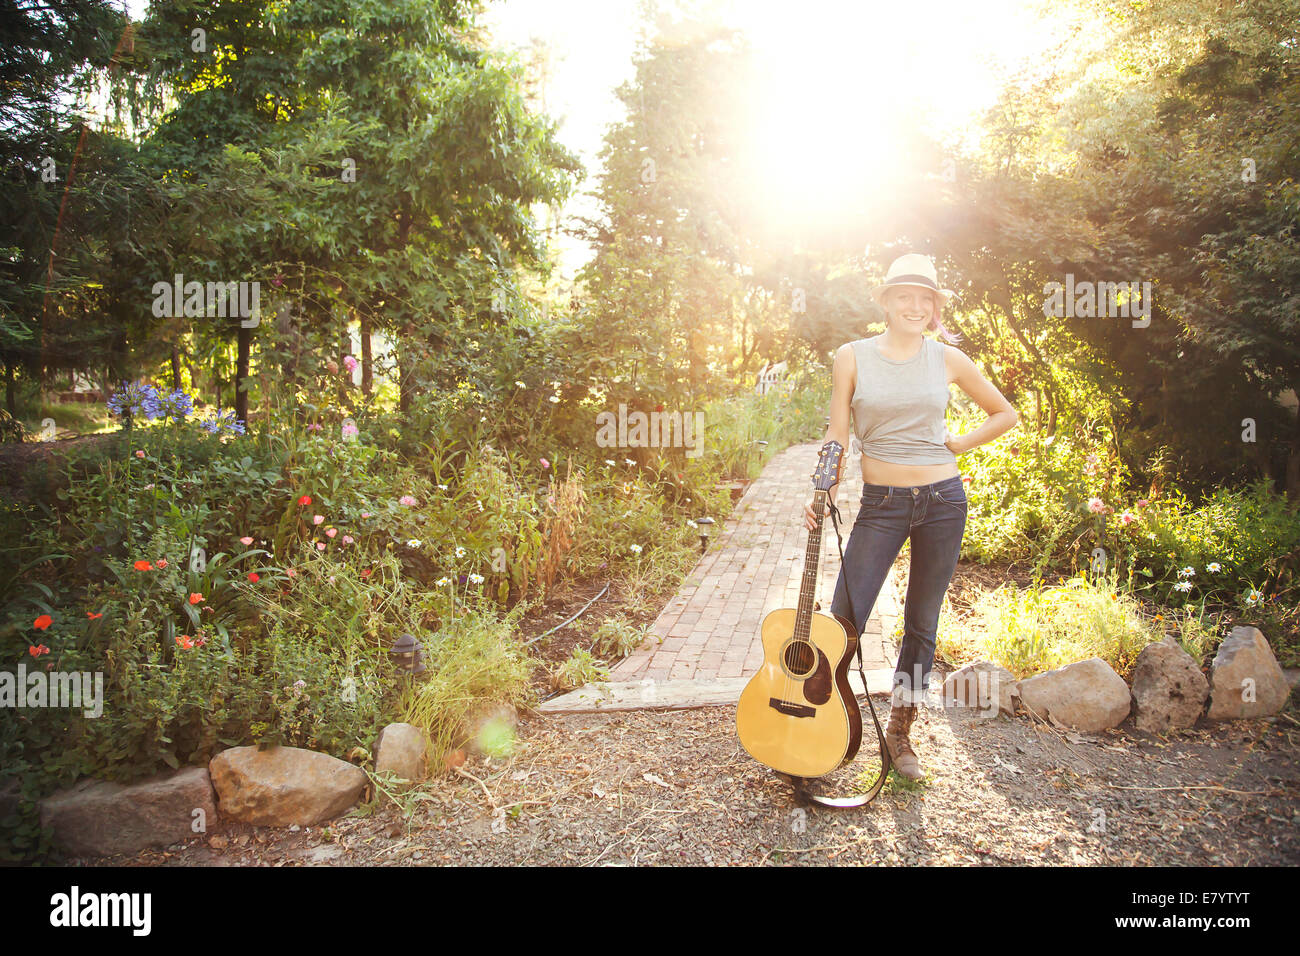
[133,559,152,571]
[298,494,312,506]
[86,611,103,620]
[189,592,204,605]
[360,568,373,578]
[247,572,260,583]
[33,614,52,630]
[175,634,195,649]
[28,644,49,657]
[155,559,168,569]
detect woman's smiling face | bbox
[882,285,938,330]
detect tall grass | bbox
[943,569,1167,680]
[398,599,535,774]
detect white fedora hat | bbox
[869,253,956,307]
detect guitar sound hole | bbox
[783,640,816,678]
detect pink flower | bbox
[286,569,297,578]
[239,536,254,546]
[1087,497,1106,514]
[135,450,145,459]
[326,527,337,538]
[398,495,417,507]
[361,511,372,519]
[540,457,550,469]
[306,423,323,433]
[343,355,358,373]
[1136,499,1149,508]
[1119,511,1137,525]
[342,535,354,545]
[342,421,359,438]
[316,542,326,551]
[313,515,325,525]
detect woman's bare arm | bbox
[804,344,856,531]
[943,347,1019,454]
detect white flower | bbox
[1178,566,1195,578]
[605,459,616,466]
[407,538,422,548]
[1245,589,1262,606]
[435,576,450,587]
[455,546,466,558]
[1173,580,1192,592]
[548,395,560,403]
[515,381,526,388]
[468,573,484,584]
[1206,562,1221,572]
[630,544,643,554]
[624,458,635,466]
[437,483,448,491]
[687,519,698,528]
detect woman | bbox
[803,252,1018,780]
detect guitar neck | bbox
[795,489,828,639]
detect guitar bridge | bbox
[769,697,815,718]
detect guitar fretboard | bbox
[794,489,827,641]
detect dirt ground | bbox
[69,685,1299,867]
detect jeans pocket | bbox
[932,485,967,506]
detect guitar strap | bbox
[784,496,892,808]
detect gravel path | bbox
[94,688,1299,867]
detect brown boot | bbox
[884,703,923,780]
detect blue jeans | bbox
[829,474,967,706]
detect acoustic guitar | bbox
[735,439,863,778]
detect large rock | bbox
[1130,636,1210,733]
[374,723,427,782]
[1206,626,1291,720]
[39,767,216,858]
[941,661,1018,718]
[459,702,519,758]
[209,746,367,826]
[1017,657,1130,731]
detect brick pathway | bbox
[608,441,898,684]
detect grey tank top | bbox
[849,335,957,466]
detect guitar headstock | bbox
[812,440,844,493]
